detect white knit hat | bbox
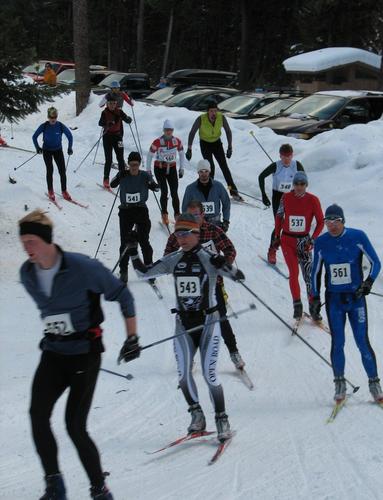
[197,159,211,172]
[163,119,174,130]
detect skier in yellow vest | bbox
[186,100,242,201]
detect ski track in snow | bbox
[0,93,383,499]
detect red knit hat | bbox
[174,213,200,233]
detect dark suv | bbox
[256,91,383,139]
[166,69,237,88]
[94,72,152,99]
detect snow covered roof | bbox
[283,47,381,73]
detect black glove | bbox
[226,147,232,159]
[232,268,245,282]
[36,147,42,154]
[185,149,192,161]
[271,236,281,250]
[126,116,132,124]
[148,180,160,192]
[310,297,321,317]
[262,193,271,207]
[118,335,141,364]
[67,147,73,155]
[221,220,230,233]
[210,254,227,269]
[178,168,184,179]
[355,277,374,299]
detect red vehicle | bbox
[22,60,75,83]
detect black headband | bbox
[19,221,52,244]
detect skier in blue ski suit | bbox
[311,204,382,401]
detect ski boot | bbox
[62,190,72,201]
[334,376,346,401]
[267,246,277,265]
[293,299,303,319]
[309,302,322,322]
[103,179,110,189]
[47,190,55,201]
[215,412,231,442]
[229,189,244,202]
[187,403,206,434]
[90,484,114,499]
[368,377,383,402]
[230,351,245,369]
[161,213,169,225]
[39,473,67,500]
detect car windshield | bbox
[166,90,208,106]
[57,69,75,83]
[282,94,346,120]
[23,62,59,75]
[218,95,262,113]
[147,87,174,101]
[252,98,299,117]
[99,73,124,87]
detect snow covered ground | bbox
[0,93,383,500]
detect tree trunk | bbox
[239,0,250,89]
[378,49,383,90]
[161,5,174,77]
[136,0,145,71]
[72,0,90,115]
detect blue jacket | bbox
[20,248,135,354]
[182,179,230,223]
[311,227,381,296]
[32,121,73,151]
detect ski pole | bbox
[94,186,120,259]
[249,130,274,163]
[111,242,131,273]
[11,122,14,140]
[131,106,143,158]
[65,155,71,171]
[140,304,256,352]
[371,291,383,298]
[238,281,359,392]
[73,135,103,173]
[13,152,38,171]
[92,129,103,166]
[236,189,263,203]
[100,368,133,380]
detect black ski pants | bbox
[119,206,153,273]
[43,149,67,192]
[269,189,284,247]
[216,283,238,353]
[30,351,105,489]
[200,139,238,192]
[154,166,180,216]
[102,134,125,180]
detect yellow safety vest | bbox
[199,112,223,142]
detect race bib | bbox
[278,182,292,193]
[162,152,176,163]
[330,263,351,285]
[202,240,217,254]
[176,277,201,297]
[202,202,215,215]
[43,313,75,336]
[126,192,140,203]
[289,215,305,232]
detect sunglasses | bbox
[294,182,306,186]
[174,230,195,237]
[324,217,343,223]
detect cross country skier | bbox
[98,80,134,108]
[32,107,73,202]
[258,143,305,264]
[182,159,231,232]
[18,209,139,500]
[146,119,185,225]
[311,204,383,403]
[164,200,246,369]
[98,94,132,188]
[273,171,324,320]
[125,213,245,441]
[110,151,159,283]
[186,99,243,201]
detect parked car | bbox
[256,91,383,138]
[139,86,187,105]
[165,87,239,111]
[22,60,75,83]
[94,72,152,99]
[57,67,113,86]
[166,69,238,88]
[248,96,303,124]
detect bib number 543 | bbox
[176,277,201,297]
